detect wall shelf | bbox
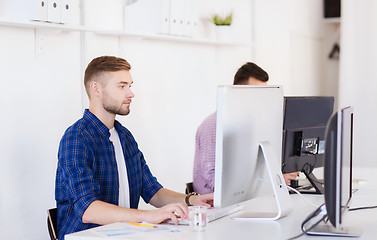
[0,17,107,32]
[95,30,250,47]
[0,17,250,48]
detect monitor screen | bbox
[214,85,285,208]
[324,106,353,228]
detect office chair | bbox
[185,182,194,194]
[47,208,58,240]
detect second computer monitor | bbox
[282,97,334,193]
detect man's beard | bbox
[103,102,130,116]
[102,92,130,116]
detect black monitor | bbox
[302,106,362,237]
[282,96,334,193]
[324,106,353,228]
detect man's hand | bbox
[283,172,300,185]
[188,193,214,208]
[147,188,213,225]
[144,203,188,225]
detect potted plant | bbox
[210,12,233,41]
[211,12,233,26]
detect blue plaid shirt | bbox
[55,109,163,239]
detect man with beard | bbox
[55,56,213,239]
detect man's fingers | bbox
[171,205,186,220]
[169,212,179,225]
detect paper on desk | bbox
[94,222,181,239]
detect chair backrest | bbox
[47,208,58,240]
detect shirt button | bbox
[115,185,119,189]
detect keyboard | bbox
[166,204,243,225]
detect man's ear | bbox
[90,81,101,97]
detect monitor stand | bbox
[302,204,362,237]
[307,223,363,237]
[302,171,324,194]
[232,141,292,221]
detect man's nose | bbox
[127,88,135,98]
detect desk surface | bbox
[65,168,377,240]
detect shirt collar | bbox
[114,120,125,136]
[83,109,111,138]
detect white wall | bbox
[339,0,377,167]
[0,30,83,239]
[0,10,84,240]
[0,0,343,239]
[253,0,338,99]
[0,0,252,239]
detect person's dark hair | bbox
[233,62,269,85]
[84,56,131,97]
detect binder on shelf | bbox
[0,0,48,22]
[38,0,48,22]
[160,0,170,35]
[170,0,185,36]
[124,0,170,35]
[183,0,198,37]
[60,0,72,24]
[47,0,61,23]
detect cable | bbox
[257,177,321,208]
[258,178,320,208]
[285,185,320,208]
[349,205,377,211]
[286,231,305,240]
[287,204,327,240]
[301,153,325,188]
[301,152,317,175]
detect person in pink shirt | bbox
[193,62,299,194]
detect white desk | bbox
[66,168,377,240]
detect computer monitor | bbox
[324,106,353,228]
[303,106,361,237]
[282,97,334,193]
[214,85,292,220]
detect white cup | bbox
[188,206,207,231]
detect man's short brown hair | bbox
[84,56,131,97]
[233,62,268,85]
